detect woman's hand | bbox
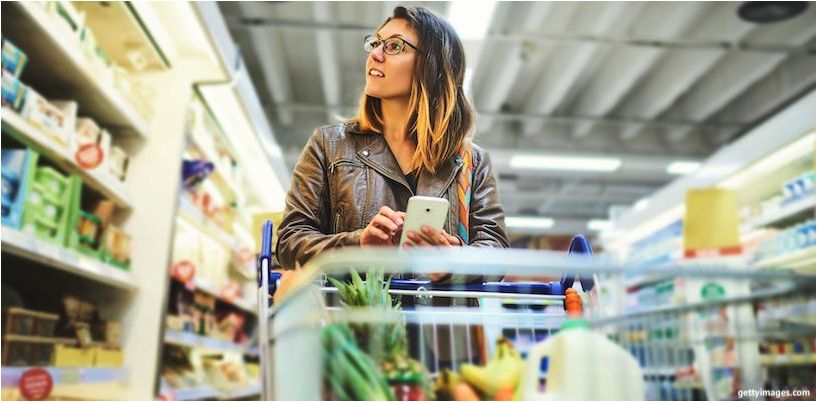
[403,225,462,282]
[360,206,406,247]
[403,225,461,247]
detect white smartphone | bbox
[399,196,450,246]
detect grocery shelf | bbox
[1,366,128,388]
[164,330,249,354]
[751,194,816,230]
[761,353,816,366]
[1,227,136,291]
[159,383,260,401]
[176,276,255,315]
[186,128,241,202]
[755,246,816,272]
[2,108,133,209]
[160,386,219,401]
[624,273,675,291]
[221,384,261,400]
[177,196,236,250]
[2,2,149,138]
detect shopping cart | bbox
[257,221,816,401]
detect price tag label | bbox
[18,368,53,400]
[75,143,104,170]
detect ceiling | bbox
[218,1,815,235]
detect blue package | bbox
[1,70,25,111]
[796,222,809,249]
[1,39,28,77]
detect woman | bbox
[276,6,508,280]
[277,7,508,367]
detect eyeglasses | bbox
[363,35,421,55]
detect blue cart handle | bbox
[387,279,563,295]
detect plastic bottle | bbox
[520,289,645,400]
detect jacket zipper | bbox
[329,159,364,174]
[334,210,342,233]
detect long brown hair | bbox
[353,6,474,174]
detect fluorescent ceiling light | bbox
[506,216,555,229]
[666,161,701,175]
[633,198,650,211]
[509,155,622,172]
[448,1,497,40]
[587,219,612,231]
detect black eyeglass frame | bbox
[363,34,422,55]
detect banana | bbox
[435,368,462,400]
[460,337,526,399]
[460,363,491,395]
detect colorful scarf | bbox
[456,142,473,244]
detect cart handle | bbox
[559,235,595,291]
[387,279,563,295]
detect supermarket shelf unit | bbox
[0,1,235,400]
[1,227,135,291]
[1,366,129,388]
[751,194,816,230]
[164,330,250,354]
[603,92,816,400]
[1,108,132,209]
[2,2,149,137]
[157,90,265,400]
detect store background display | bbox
[1,1,815,401]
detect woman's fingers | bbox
[367,225,390,240]
[378,206,403,226]
[421,225,448,245]
[371,214,398,233]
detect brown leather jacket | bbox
[276,123,509,273]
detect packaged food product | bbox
[1,69,26,111]
[1,38,28,77]
[108,146,129,181]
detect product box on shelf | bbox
[54,343,95,367]
[100,224,131,270]
[1,70,27,111]
[1,148,35,229]
[1,38,28,77]
[78,27,114,85]
[92,346,123,367]
[2,308,59,337]
[21,167,79,245]
[91,321,122,346]
[72,121,111,174]
[20,88,71,146]
[45,1,86,38]
[108,145,129,182]
[51,99,78,142]
[2,337,55,366]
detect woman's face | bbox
[364,18,419,101]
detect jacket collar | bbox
[348,124,463,197]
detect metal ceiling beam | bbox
[313,2,341,123]
[571,3,707,139]
[665,50,787,144]
[241,3,294,126]
[228,17,814,55]
[521,2,641,137]
[476,2,553,133]
[268,101,743,130]
[617,48,725,141]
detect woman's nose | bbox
[369,43,385,63]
